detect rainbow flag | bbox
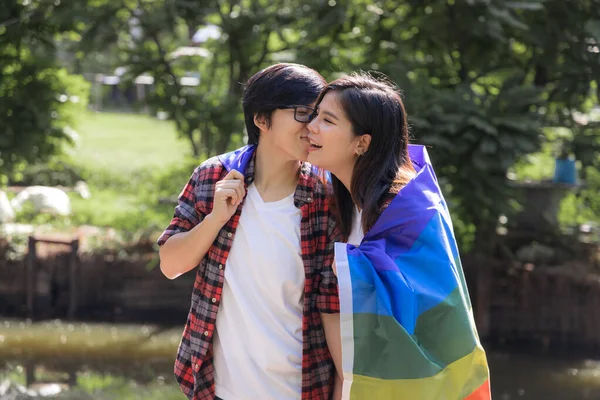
[334,145,491,400]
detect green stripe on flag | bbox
[414,286,479,366]
[352,287,479,379]
[352,312,442,379]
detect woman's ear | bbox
[253,113,268,132]
[356,134,372,156]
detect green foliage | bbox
[409,79,544,232]
[303,0,599,249]
[559,167,600,227]
[9,159,84,187]
[571,122,600,173]
[74,0,256,156]
[0,0,90,185]
[2,0,598,252]
[0,59,90,184]
[6,112,200,248]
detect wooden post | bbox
[67,369,77,386]
[25,235,79,320]
[26,236,37,318]
[68,239,79,320]
[25,360,36,387]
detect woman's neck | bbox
[334,162,356,201]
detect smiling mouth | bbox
[309,139,322,149]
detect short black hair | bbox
[242,63,326,144]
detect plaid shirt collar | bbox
[218,144,316,207]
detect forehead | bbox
[318,91,349,120]
[319,91,342,110]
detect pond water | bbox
[1,319,600,399]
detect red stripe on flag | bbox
[464,379,491,400]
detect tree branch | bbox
[253,28,272,70]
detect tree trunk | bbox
[216,130,231,155]
[184,127,200,157]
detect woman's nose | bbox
[307,118,318,134]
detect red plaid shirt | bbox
[157,145,340,400]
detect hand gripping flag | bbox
[334,145,491,400]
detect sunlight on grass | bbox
[30,111,201,232]
[70,112,190,174]
[68,187,173,231]
[12,187,173,233]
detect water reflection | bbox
[1,320,600,399]
[0,320,181,399]
[488,351,600,400]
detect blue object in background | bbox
[553,158,577,184]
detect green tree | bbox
[292,0,599,251]
[0,0,89,184]
[76,0,321,156]
[71,0,598,251]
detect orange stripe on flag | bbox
[465,380,491,400]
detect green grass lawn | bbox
[14,112,201,236]
[14,111,599,241]
[71,112,190,175]
[66,112,195,234]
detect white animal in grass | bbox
[5,181,91,218]
[11,186,72,216]
[0,190,16,223]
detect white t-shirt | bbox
[213,183,304,400]
[347,205,364,245]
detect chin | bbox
[299,151,310,162]
[306,153,324,168]
[296,148,310,162]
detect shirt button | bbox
[307,197,312,202]
[218,264,223,270]
[211,298,217,303]
[227,232,232,238]
[194,363,200,372]
[204,331,209,336]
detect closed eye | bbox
[314,110,335,125]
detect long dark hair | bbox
[318,73,415,241]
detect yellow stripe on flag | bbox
[346,346,490,400]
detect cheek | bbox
[325,128,354,149]
[325,135,355,161]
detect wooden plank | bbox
[26,236,36,318]
[68,239,79,319]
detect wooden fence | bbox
[464,255,600,353]
[0,244,194,324]
[2,242,600,354]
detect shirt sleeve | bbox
[317,213,341,314]
[156,166,206,246]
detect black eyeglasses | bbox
[279,105,317,123]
